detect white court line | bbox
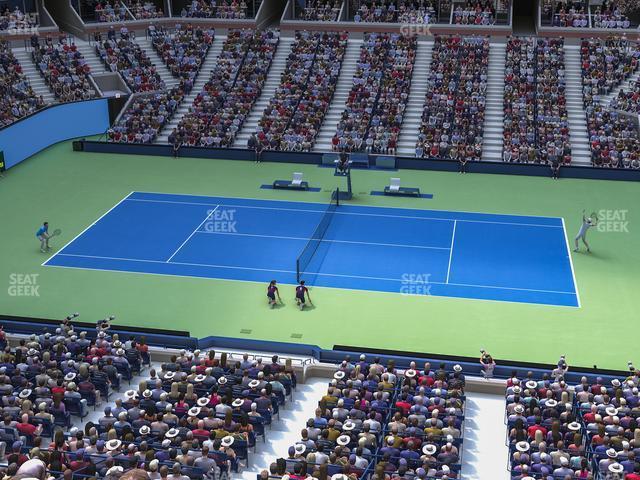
[51,253,578,296]
[561,217,581,308]
[166,205,219,263]
[42,191,135,267]
[123,197,564,229]
[194,230,451,251]
[445,220,457,284]
[131,189,564,221]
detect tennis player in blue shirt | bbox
[267,280,282,308]
[36,222,50,253]
[295,280,313,311]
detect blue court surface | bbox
[44,191,579,307]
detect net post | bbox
[336,188,340,206]
[296,259,300,283]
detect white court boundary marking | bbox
[43,191,579,306]
[561,217,581,308]
[445,220,457,284]
[42,191,134,266]
[194,231,451,251]
[123,197,565,229]
[166,206,219,262]
[51,253,578,296]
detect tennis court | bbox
[43,191,579,307]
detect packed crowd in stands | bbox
[169,29,279,147]
[0,39,45,128]
[414,36,488,164]
[592,0,631,29]
[179,0,254,19]
[541,0,588,27]
[264,356,465,480]
[100,27,200,144]
[297,0,342,21]
[0,319,297,480]
[452,1,496,25]
[581,36,640,169]
[503,37,536,164]
[611,79,640,113]
[31,36,97,103]
[353,0,437,24]
[0,5,37,32]
[149,24,214,86]
[95,28,164,92]
[503,38,571,165]
[255,31,347,152]
[332,32,416,154]
[506,356,640,480]
[125,0,165,19]
[93,1,131,22]
[107,89,185,143]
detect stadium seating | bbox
[125,0,165,19]
[414,36,488,162]
[452,1,496,25]
[149,24,214,86]
[265,358,466,480]
[352,0,437,23]
[179,0,259,19]
[506,373,594,479]
[31,36,97,103]
[0,318,301,480]
[0,5,36,32]
[581,37,640,169]
[169,29,280,148]
[0,39,44,128]
[332,32,416,154]
[93,1,132,22]
[297,0,342,21]
[255,31,348,152]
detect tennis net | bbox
[296,189,340,282]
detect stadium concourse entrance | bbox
[513,0,537,35]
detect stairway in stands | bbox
[563,45,592,166]
[314,39,362,152]
[155,36,226,144]
[74,39,109,74]
[232,37,294,148]
[396,40,433,157]
[11,48,56,105]
[482,42,506,162]
[137,36,181,89]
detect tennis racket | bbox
[50,228,62,238]
[589,212,598,223]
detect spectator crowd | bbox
[180,0,257,19]
[581,36,640,169]
[414,35,488,164]
[263,356,466,480]
[255,31,347,152]
[0,319,298,480]
[31,35,97,103]
[502,37,571,165]
[169,29,279,148]
[0,39,45,128]
[332,32,416,154]
[0,5,37,32]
